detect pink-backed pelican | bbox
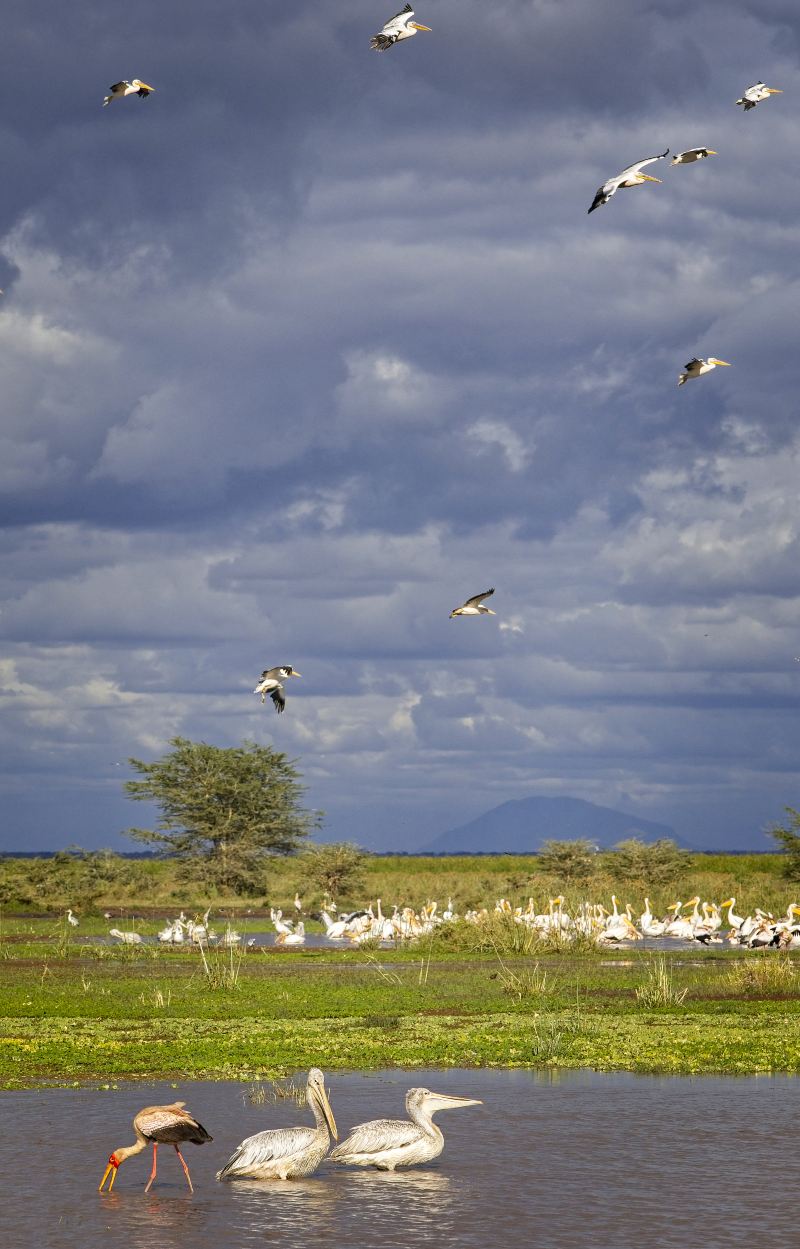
[216,1069,337,1180]
[671,148,717,164]
[371,4,431,51]
[678,357,731,386]
[330,1086,481,1170]
[253,665,301,713]
[450,588,496,618]
[736,82,782,111]
[103,80,155,107]
[588,149,669,213]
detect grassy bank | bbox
[2,919,800,1086]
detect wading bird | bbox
[109,928,143,944]
[217,1068,337,1180]
[671,148,717,164]
[331,1086,481,1170]
[371,4,431,51]
[588,149,669,213]
[450,588,496,618]
[254,665,301,712]
[736,82,782,111]
[99,1102,212,1194]
[66,908,79,927]
[103,79,155,107]
[678,356,731,386]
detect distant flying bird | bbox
[217,1068,337,1181]
[99,1102,211,1194]
[254,665,301,713]
[678,357,731,386]
[671,148,717,164]
[371,4,431,51]
[450,589,496,619]
[330,1086,482,1171]
[736,82,782,111]
[103,79,155,107]
[588,149,669,213]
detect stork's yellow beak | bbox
[99,1162,117,1192]
[411,23,432,31]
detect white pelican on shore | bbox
[671,148,717,164]
[331,1086,481,1170]
[254,665,301,713]
[678,356,731,386]
[103,79,155,107]
[736,82,782,111]
[217,1068,337,1180]
[109,928,143,944]
[588,149,669,213]
[450,588,496,618]
[371,5,431,51]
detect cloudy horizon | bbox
[1,0,799,854]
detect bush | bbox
[297,842,368,902]
[536,839,596,881]
[610,838,688,886]
[769,808,800,880]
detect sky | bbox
[1,0,799,853]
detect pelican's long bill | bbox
[312,1080,338,1140]
[98,1156,119,1192]
[426,1092,483,1110]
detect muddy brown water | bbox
[1,1068,795,1248]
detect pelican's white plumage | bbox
[103,79,155,107]
[371,4,431,51]
[450,588,496,618]
[330,1087,481,1170]
[736,82,782,111]
[678,357,731,386]
[253,665,301,713]
[671,148,717,164]
[216,1069,337,1181]
[588,149,669,213]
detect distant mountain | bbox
[421,796,684,854]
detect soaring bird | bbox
[253,665,301,712]
[217,1068,337,1181]
[450,589,496,619]
[588,150,669,213]
[330,1086,481,1171]
[371,4,431,51]
[103,79,155,107]
[678,357,731,386]
[736,82,782,111]
[671,148,717,164]
[98,1102,212,1194]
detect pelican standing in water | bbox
[588,149,669,213]
[678,357,731,386]
[103,79,155,107]
[99,1103,212,1193]
[371,4,431,51]
[450,588,496,618]
[736,82,782,111]
[254,665,301,712]
[671,148,717,164]
[217,1068,337,1180]
[330,1086,481,1170]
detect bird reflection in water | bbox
[96,1192,208,1249]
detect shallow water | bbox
[1,1068,796,1249]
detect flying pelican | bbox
[331,1086,481,1170]
[217,1068,337,1180]
[66,908,79,927]
[371,4,431,51]
[103,79,155,107]
[588,149,669,213]
[254,665,301,713]
[99,1102,212,1193]
[450,589,496,618]
[678,357,731,386]
[736,82,782,111]
[109,928,143,944]
[671,148,717,164]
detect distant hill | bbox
[421,796,684,854]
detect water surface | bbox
[1,1068,794,1248]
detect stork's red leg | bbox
[174,1144,194,1193]
[144,1142,158,1192]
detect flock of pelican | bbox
[100,1069,480,1192]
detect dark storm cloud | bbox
[1,0,799,850]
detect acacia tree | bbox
[298,842,368,903]
[611,838,688,886]
[123,737,319,895]
[769,807,800,880]
[536,839,597,881]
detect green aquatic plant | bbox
[724,955,796,996]
[635,956,688,1008]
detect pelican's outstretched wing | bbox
[270,686,286,714]
[462,588,495,610]
[371,3,414,50]
[616,149,670,180]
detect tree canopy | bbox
[297,842,368,903]
[769,807,800,880]
[123,737,319,894]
